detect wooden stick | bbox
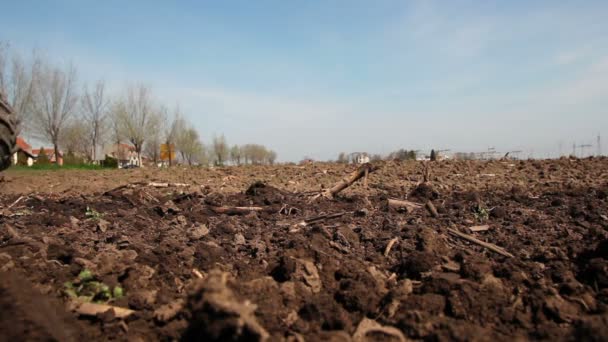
[192,268,204,279]
[148,182,190,188]
[69,301,135,319]
[209,206,268,215]
[425,201,439,218]
[384,237,399,257]
[387,199,423,213]
[290,212,350,232]
[469,225,490,232]
[7,196,25,209]
[447,228,514,258]
[303,211,349,224]
[321,163,378,199]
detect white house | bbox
[12,137,36,166]
[104,143,141,168]
[350,152,370,164]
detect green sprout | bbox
[78,269,94,282]
[113,286,124,299]
[85,206,104,220]
[64,269,125,303]
[473,205,490,222]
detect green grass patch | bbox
[7,164,114,172]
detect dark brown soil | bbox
[1,157,608,341]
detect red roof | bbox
[118,143,136,151]
[32,148,63,158]
[16,137,32,151]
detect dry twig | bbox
[209,206,269,215]
[425,201,439,218]
[387,199,423,213]
[469,225,490,232]
[384,237,399,257]
[447,228,514,258]
[290,212,350,233]
[68,301,135,319]
[312,163,378,200]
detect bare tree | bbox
[164,105,184,166]
[145,106,166,165]
[60,118,89,157]
[0,42,41,134]
[230,145,241,165]
[108,100,125,158]
[31,62,78,164]
[178,127,203,165]
[117,84,161,166]
[267,150,277,165]
[145,128,162,165]
[212,134,229,166]
[81,80,109,161]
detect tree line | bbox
[335,149,418,163]
[0,42,277,166]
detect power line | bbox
[578,144,592,157]
[572,142,576,157]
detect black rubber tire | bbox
[0,112,17,172]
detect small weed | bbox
[85,207,104,220]
[64,268,124,303]
[78,269,94,282]
[113,286,124,299]
[473,205,490,222]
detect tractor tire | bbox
[0,96,18,172]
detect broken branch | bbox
[290,212,350,233]
[469,225,490,232]
[7,196,25,209]
[68,301,135,319]
[425,201,439,218]
[447,228,514,258]
[148,182,190,188]
[317,163,378,199]
[387,199,423,213]
[209,206,270,215]
[384,237,399,257]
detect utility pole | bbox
[598,133,602,156]
[578,144,592,158]
[572,143,576,157]
[487,147,496,160]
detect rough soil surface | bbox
[1,158,608,341]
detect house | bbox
[350,152,370,164]
[32,148,64,165]
[104,143,141,168]
[12,137,36,166]
[299,157,314,165]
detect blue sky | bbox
[2,0,607,160]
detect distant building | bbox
[299,158,315,165]
[350,152,370,164]
[104,143,140,168]
[32,148,64,165]
[12,137,35,166]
